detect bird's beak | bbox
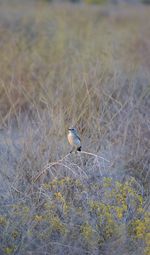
[68,128,71,131]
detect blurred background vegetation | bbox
[41,0,149,4]
[0,0,149,254]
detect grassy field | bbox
[0,1,150,254]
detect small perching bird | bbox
[67,127,81,153]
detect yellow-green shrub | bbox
[1,177,149,254]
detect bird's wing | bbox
[76,134,81,142]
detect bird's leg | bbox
[70,147,74,153]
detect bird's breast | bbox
[67,132,81,147]
[67,133,74,146]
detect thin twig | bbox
[10,185,22,194]
[80,150,110,162]
[33,153,71,183]
[32,150,109,184]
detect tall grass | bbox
[0,1,149,254]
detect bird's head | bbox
[68,127,77,134]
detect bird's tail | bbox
[77,146,81,152]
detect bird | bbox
[67,127,81,153]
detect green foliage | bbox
[1,177,149,254]
[128,212,150,255]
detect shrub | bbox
[1,177,149,254]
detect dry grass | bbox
[0,1,150,254]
